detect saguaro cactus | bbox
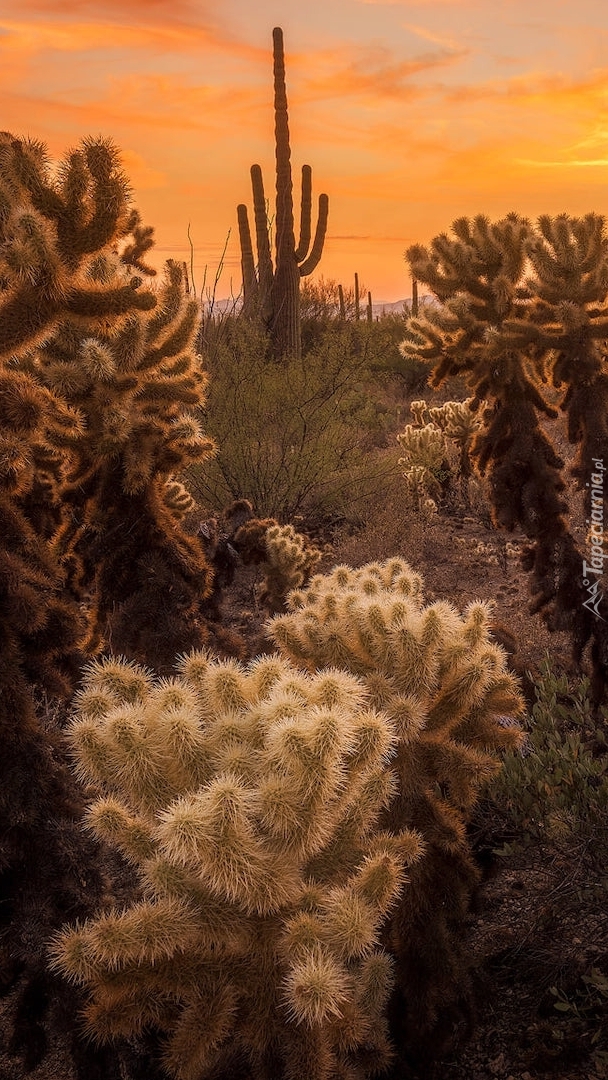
[237,27,329,359]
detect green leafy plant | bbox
[489,656,608,856]
[190,319,396,523]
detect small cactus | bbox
[397,422,449,506]
[259,523,322,612]
[234,519,322,613]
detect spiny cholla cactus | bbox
[37,256,218,669]
[51,652,423,1080]
[396,422,449,509]
[405,398,487,505]
[235,520,322,614]
[404,213,608,701]
[0,132,156,360]
[263,525,322,604]
[267,558,525,1061]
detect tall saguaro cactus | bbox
[237,27,329,359]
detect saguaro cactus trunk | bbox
[237,27,329,359]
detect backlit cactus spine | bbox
[267,558,525,1061]
[52,652,423,1080]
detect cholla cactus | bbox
[267,558,525,1059]
[427,399,486,479]
[234,518,322,614]
[403,398,487,506]
[402,464,438,516]
[397,422,449,506]
[39,256,217,669]
[52,652,423,1080]
[408,400,430,427]
[260,524,322,612]
[0,132,156,360]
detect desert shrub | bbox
[488,656,608,859]
[188,319,395,524]
[51,652,422,1080]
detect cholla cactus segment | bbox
[408,399,430,427]
[52,651,422,1080]
[267,558,525,816]
[162,478,196,520]
[402,463,440,510]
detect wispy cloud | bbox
[401,22,463,50]
[299,41,468,103]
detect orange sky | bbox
[2,0,608,301]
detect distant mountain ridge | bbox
[203,296,432,316]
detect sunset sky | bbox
[2,0,608,302]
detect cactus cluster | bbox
[260,524,322,612]
[396,422,449,512]
[234,519,322,613]
[400,398,487,512]
[404,212,608,700]
[411,398,485,470]
[267,558,525,1057]
[52,651,423,1080]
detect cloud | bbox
[516,157,608,169]
[119,148,166,188]
[356,0,477,6]
[401,22,462,51]
[443,67,608,109]
[298,41,468,104]
[0,8,266,62]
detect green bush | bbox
[188,319,395,523]
[488,656,608,857]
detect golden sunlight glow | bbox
[1,0,607,301]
